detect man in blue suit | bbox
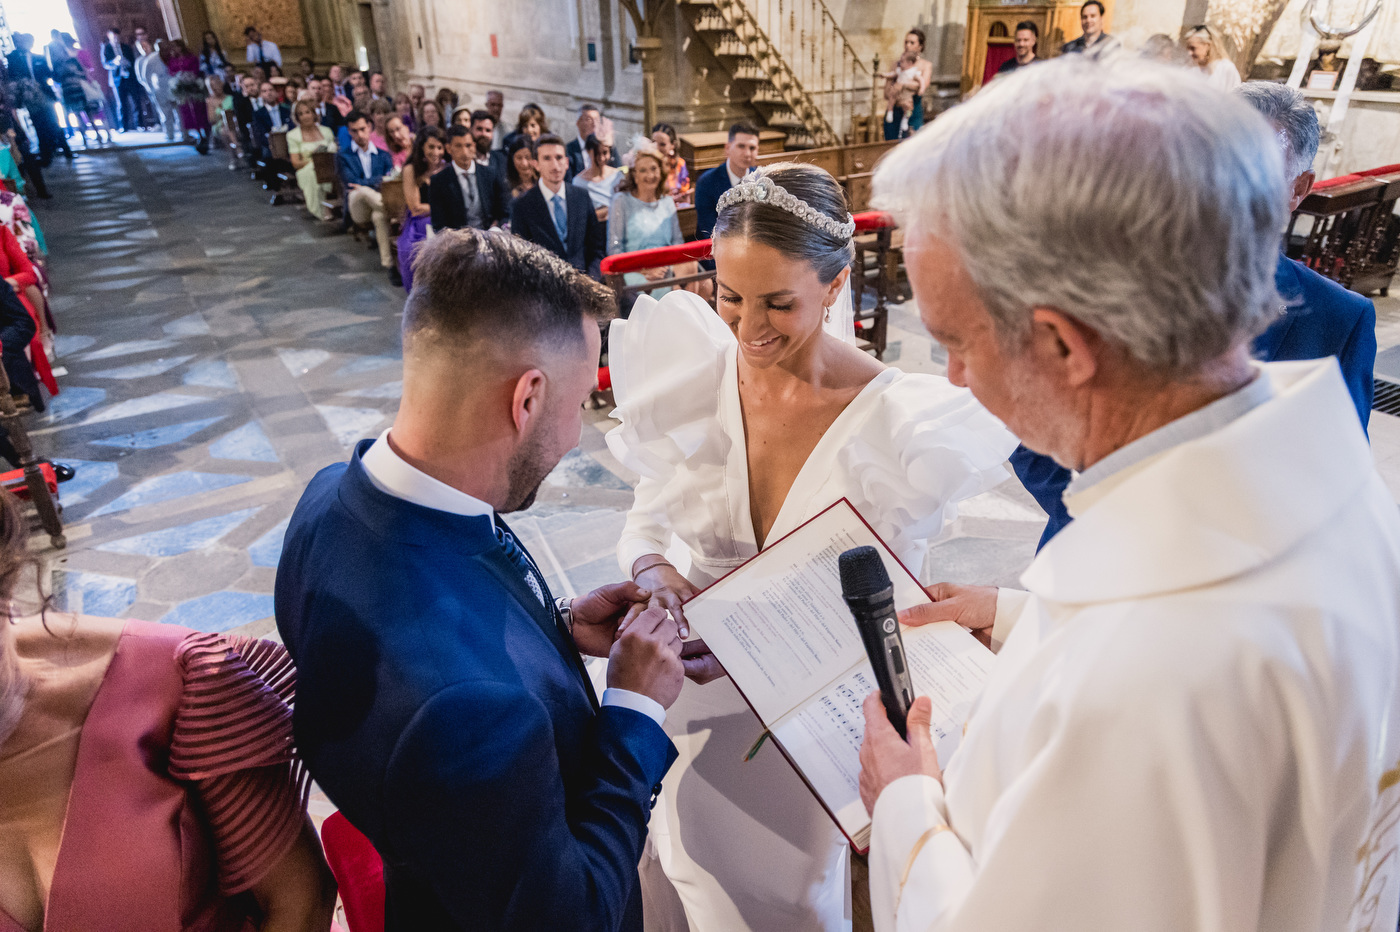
[692,122,761,245]
[510,134,607,277]
[276,229,685,930]
[337,110,397,274]
[1010,80,1376,550]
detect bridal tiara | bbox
[716,171,857,242]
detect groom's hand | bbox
[570,581,651,659]
[608,606,685,709]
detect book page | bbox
[683,501,929,724]
[769,620,992,842]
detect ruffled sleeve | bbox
[606,290,735,575]
[169,632,310,896]
[838,372,1019,577]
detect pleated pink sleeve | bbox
[168,632,312,895]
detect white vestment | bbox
[606,291,1017,932]
[869,359,1400,932]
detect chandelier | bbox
[1305,0,1384,38]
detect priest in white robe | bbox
[858,56,1400,932]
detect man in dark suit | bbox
[469,109,509,181]
[276,229,684,931]
[1009,80,1376,551]
[693,122,760,245]
[313,78,345,133]
[510,134,607,278]
[566,104,621,181]
[250,80,291,161]
[101,27,143,132]
[6,33,70,164]
[231,74,258,154]
[429,125,504,233]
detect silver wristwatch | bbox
[555,596,574,633]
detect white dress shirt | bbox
[361,430,664,726]
[352,140,378,180]
[726,162,747,189]
[245,39,281,67]
[539,177,567,222]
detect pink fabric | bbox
[7,621,304,932]
[321,812,385,932]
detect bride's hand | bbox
[632,561,698,636]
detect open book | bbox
[682,499,994,851]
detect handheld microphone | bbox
[839,546,915,738]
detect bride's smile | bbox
[713,237,848,370]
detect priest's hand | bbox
[900,583,997,648]
[859,693,942,816]
[570,581,652,658]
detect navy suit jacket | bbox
[1011,254,1377,549]
[275,443,677,931]
[510,183,606,277]
[315,101,345,132]
[251,104,291,159]
[692,163,734,244]
[337,144,394,191]
[428,161,505,231]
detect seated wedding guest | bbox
[1008,78,1376,549]
[434,86,458,123]
[368,70,387,101]
[312,77,344,132]
[397,126,447,291]
[608,162,1014,931]
[566,104,621,180]
[485,89,506,149]
[0,487,337,932]
[335,88,373,148]
[859,56,1400,932]
[367,98,393,150]
[503,102,547,151]
[337,110,395,272]
[650,122,690,202]
[510,134,606,277]
[297,55,315,81]
[232,74,258,149]
[0,270,45,413]
[693,122,759,244]
[469,109,508,179]
[327,63,347,98]
[275,229,684,931]
[393,92,415,131]
[503,135,538,205]
[408,83,426,115]
[418,99,444,132]
[572,133,621,221]
[429,124,504,233]
[1060,0,1120,57]
[607,139,685,298]
[450,104,473,129]
[384,114,413,168]
[287,99,338,220]
[251,79,291,160]
[1185,23,1241,89]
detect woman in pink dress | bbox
[166,39,211,154]
[0,485,337,930]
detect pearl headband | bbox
[716,170,857,242]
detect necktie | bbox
[495,525,546,607]
[551,194,567,245]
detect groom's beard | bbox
[503,427,554,514]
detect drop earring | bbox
[824,304,831,323]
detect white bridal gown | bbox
[605,290,1018,932]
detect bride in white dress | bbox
[606,164,1017,931]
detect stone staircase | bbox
[681,0,874,147]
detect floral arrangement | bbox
[171,72,207,106]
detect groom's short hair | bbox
[404,229,615,356]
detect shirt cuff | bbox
[991,587,1032,651]
[600,687,666,727]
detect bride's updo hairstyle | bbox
[713,163,855,284]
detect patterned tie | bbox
[494,525,546,607]
[551,193,568,246]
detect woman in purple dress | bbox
[166,39,210,153]
[397,127,447,292]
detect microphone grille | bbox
[838,545,891,598]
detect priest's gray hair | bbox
[1236,81,1321,180]
[873,57,1287,375]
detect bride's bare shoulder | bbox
[823,331,887,388]
[14,613,126,664]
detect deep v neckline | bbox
[722,344,895,550]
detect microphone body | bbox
[839,546,915,738]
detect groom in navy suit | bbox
[509,134,607,278]
[276,229,685,930]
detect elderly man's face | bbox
[907,230,1062,456]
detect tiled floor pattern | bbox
[28,145,1400,642]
